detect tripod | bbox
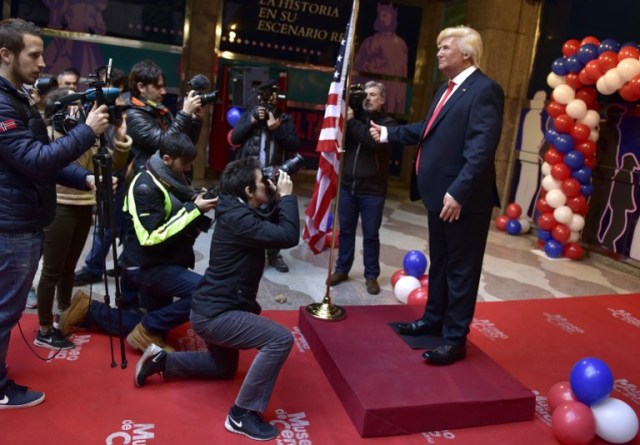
[92,135,128,369]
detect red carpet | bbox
[2,294,640,444]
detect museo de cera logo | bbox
[105,419,155,444]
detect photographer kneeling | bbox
[133,157,300,442]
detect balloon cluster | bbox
[495,202,531,235]
[549,357,639,445]
[390,250,429,305]
[540,37,640,260]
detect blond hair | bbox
[437,26,483,67]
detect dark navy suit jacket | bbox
[388,69,504,214]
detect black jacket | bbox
[191,194,299,318]
[341,110,398,196]
[126,96,202,171]
[0,77,95,232]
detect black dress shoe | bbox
[422,343,466,365]
[396,319,441,336]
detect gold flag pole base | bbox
[306,300,347,321]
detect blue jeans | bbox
[335,188,386,279]
[83,301,143,337]
[128,265,200,334]
[165,310,293,413]
[0,230,43,390]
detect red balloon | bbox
[538,212,557,231]
[565,73,583,90]
[562,39,581,57]
[578,69,595,86]
[619,81,640,102]
[597,51,618,73]
[564,242,585,260]
[576,140,596,159]
[544,147,565,165]
[583,60,603,81]
[551,163,571,181]
[561,178,581,198]
[554,114,575,134]
[629,74,640,97]
[495,214,509,231]
[575,87,598,108]
[418,273,429,288]
[551,401,596,445]
[536,197,553,214]
[570,123,591,143]
[552,223,571,243]
[407,287,428,306]
[505,202,522,219]
[583,156,596,169]
[581,36,600,46]
[618,45,640,61]
[546,101,566,118]
[566,195,587,214]
[390,269,408,287]
[548,381,577,413]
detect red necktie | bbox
[415,80,455,174]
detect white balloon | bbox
[542,174,562,191]
[541,161,552,176]
[578,109,601,129]
[568,230,581,243]
[596,76,616,95]
[589,129,599,142]
[518,218,531,234]
[603,68,623,91]
[394,276,421,304]
[552,84,575,104]
[565,99,588,120]
[553,205,573,224]
[546,189,567,208]
[616,58,640,82]
[547,72,566,89]
[591,397,639,444]
[569,214,585,232]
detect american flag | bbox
[303,4,356,254]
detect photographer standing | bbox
[0,18,109,408]
[329,81,399,294]
[133,157,299,441]
[230,80,300,273]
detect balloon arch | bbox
[538,37,640,260]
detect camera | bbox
[262,153,306,184]
[202,185,219,200]
[34,76,58,94]
[188,74,220,105]
[348,84,367,112]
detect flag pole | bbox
[306,0,360,321]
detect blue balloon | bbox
[580,183,594,197]
[226,107,242,127]
[564,55,584,73]
[572,166,592,184]
[598,38,620,55]
[544,239,563,258]
[621,41,639,49]
[554,134,575,153]
[544,128,559,144]
[327,212,333,230]
[570,357,614,406]
[576,43,598,64]
[564,150,585,170]
[551,57,569,76]
[506,219,522,235]
[403,250,428,278]
[537,228,552,241]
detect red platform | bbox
[298,304,535,438]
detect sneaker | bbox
[328,271,348,286]
[60,290,91,336]
[0,380,45,409]
[126,323,175,353]
[33,327,75,350]
[73,267,102,286]
[134,344,167,387]
[225,409,278,441]
[25,287,37,309]
[365,278,380,295]
[267,255,289,273]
